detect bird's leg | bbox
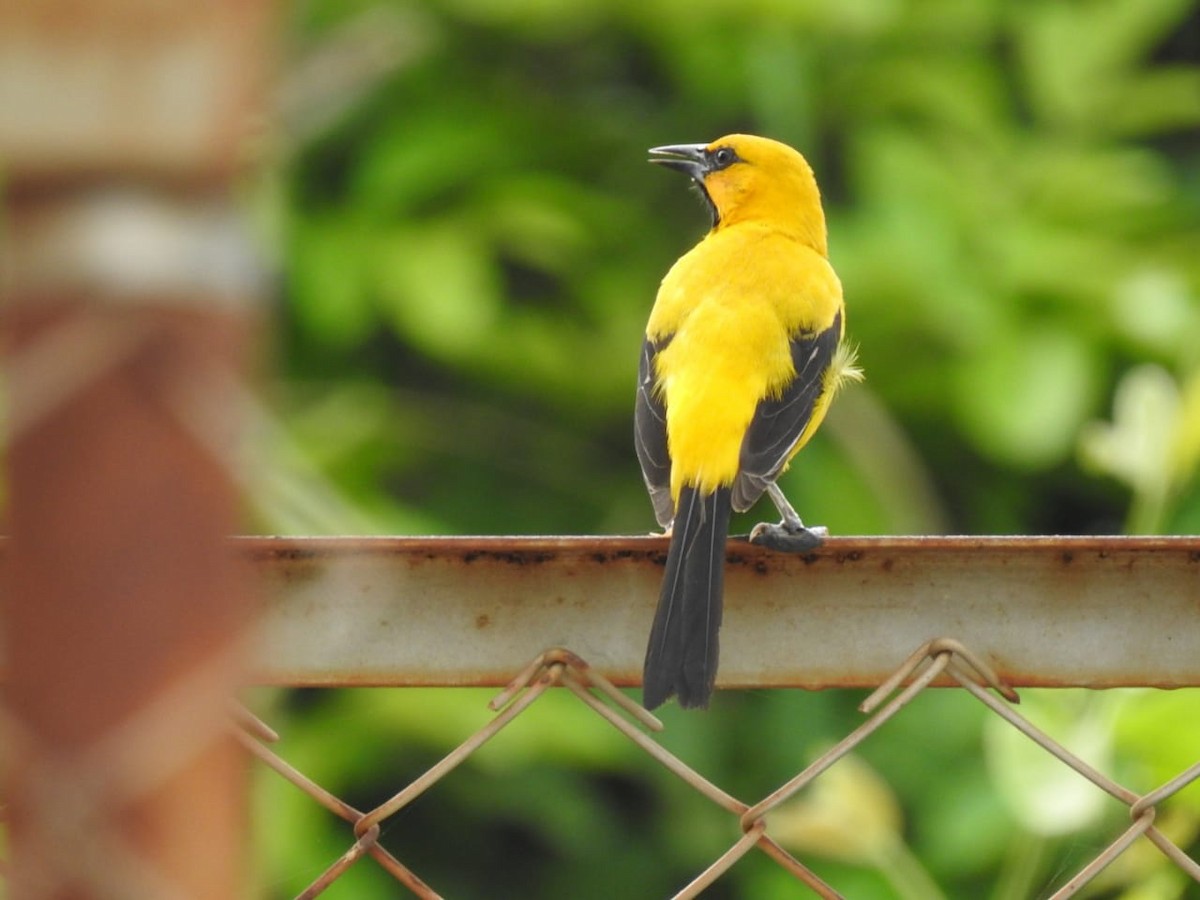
[766,482,807,531]
[749,483,827,552]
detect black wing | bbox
[634,336,675,527]
[731,312,841,512]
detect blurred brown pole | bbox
[1,2,274,897]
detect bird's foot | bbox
[748,521,827,552]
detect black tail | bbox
[642,486,733,710]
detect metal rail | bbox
[243,535,1200,690]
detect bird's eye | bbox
[712,147,736,168]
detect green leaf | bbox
[373,221,502,360]
[954,327,1102,468]
[984,690,1114,837]
[288,215,377,346]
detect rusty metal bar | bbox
[1,1,271,897]
[226,535,1200,690]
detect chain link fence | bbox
[236,642,1200,899]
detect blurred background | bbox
[179,0,1200,896]
[264,0,1199,544]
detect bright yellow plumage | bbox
[648,223,843,498]
[636,134,858,710]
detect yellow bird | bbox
[637,134,860,710]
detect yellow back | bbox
[645,134,845,499]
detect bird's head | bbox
[649,134,827,256]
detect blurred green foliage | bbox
[255,0,1200,897]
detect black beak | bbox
[648,143,710,182]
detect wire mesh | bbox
[235,643,1200,899]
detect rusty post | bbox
[1,2,273,897]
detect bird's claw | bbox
[748,521,827,552]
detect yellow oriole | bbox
[637,134,860,710]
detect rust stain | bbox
[726,551,781,574]
[461,550,557,566]
[271,557,322,587]
[475,614,490,629]
[246,543,320,563]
